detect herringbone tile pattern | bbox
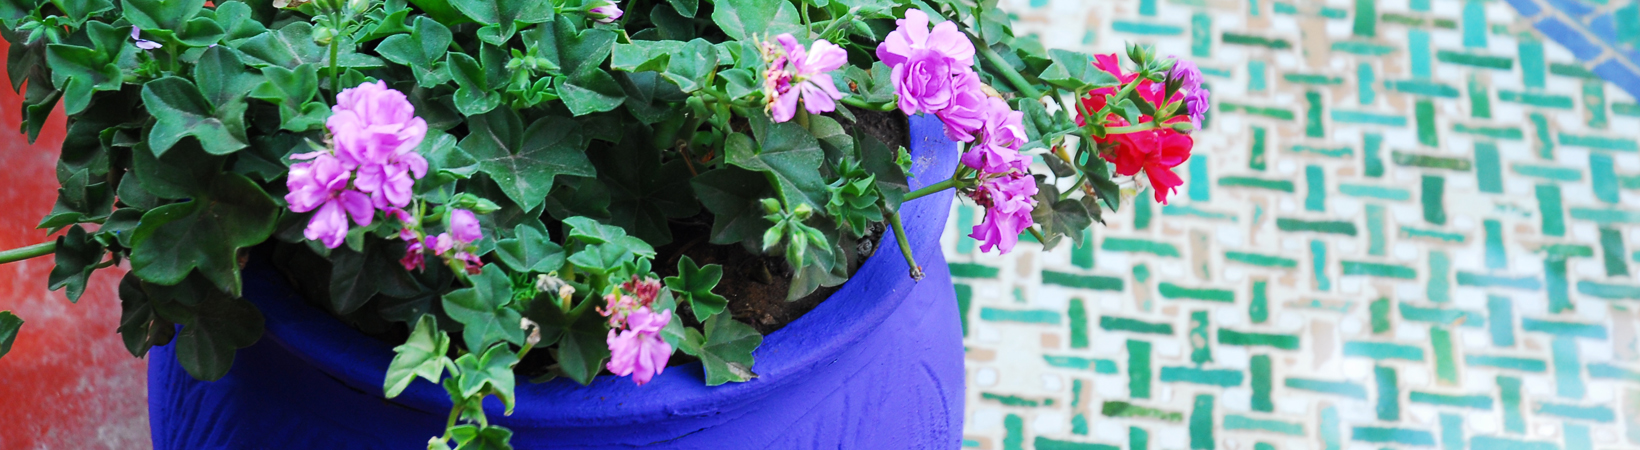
[951,1,1640,449]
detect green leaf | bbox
[129,173,278,295]
[451,0,551,45]
[727,121,828,210]
[493,225,565,273]
[1031,183,1093,250]
[453,343,519,413]
[130,141,226,200]
[235,22,328,69]
[194,46,261,113]
[719,68,758,99]
[710,0,803,41]
[691,166,774,245]
[562,216,654,258]
[141,76,249,156]
[664,256,727,322]
[50,0,113,23]
[610,41,678,73]
[212,1,268,44]
[249,64,327,132]
[49,225,105,302]
[121,0,204,30]
[457,110,594,211]
[449,424,514,450]
[156,288,266,381]
[328,238,418,315]
[525,15,616,76]
[681,313,761,386]
[660,39,716,93]
[666,0,697,17]
[176,15,226,47]
[523,292,607,385]
[0,311,21,360]
[559,67,626,116]
[377,17,453,88]
[1040,49,1120,92]
[384,314,452,398]
[566,243,630,277]
[36,168,114,231]
[441,264,525,352]
[44,22,125,115]
[115,274,176,358]
[447,51,501,116]
[590,128,698,245]
[809,115,854,162]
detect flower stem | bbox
[0,241,54,265]
[972,35,1042,100]
[838,96,897,112]
[904,177,961,202]
[887,211,922,281]
[1103,122,1159,135]
[327,32,340,104]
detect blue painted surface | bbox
[147,115,967,449]
[1509,0,1640,101]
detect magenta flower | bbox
[960,98,1030,176]
[937,71,987,142]
[327,81,429,211]
[876,9,976,115]
[762,34,847,123]
[1151,58,1210,129]
[967,174,1038,254]
[285,152,373,249]
[130,26,161,50]
[447,208,482,242]
[606,306,673,386]
[427,208,482,274]
[589,1,623,24]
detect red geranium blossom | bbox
[1074,54,1194,205]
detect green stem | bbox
[1103,122,1160,135]
[904,178,962,202]
[973,35,1042,99]
[1028,227,1048,244]
[887,211,922,281]
[328,37,340,104]
[812,17,847,41]
[0,241,54,265]
[796,108,811,131]
[837,96,897,112]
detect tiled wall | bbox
[951,1,1640,449]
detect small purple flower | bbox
[762,34,847,122]
[1155,57,1209,129]
[285,152,373,249]
[589,1,623,24]
[606,306,673,386]
[426,208,483,274]
[967,174,1037,255]
[130,26,162,50]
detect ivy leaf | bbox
[809,114,854,163]
[211,1,267,44]
[1077,148,1121,212]
[523,291,607,385]
[141,76,249,156]
[664,256,727,322]
[130,141,226,200]
[193,46,261,116]
[447,51,501,116]
[36,168,114,231]
[376,17,453,88]
[726,121,828,210]
[441,264,525,352]
[680,313,761,386]
[329,238,418,315]
[666,0,697,17]
[249,64,327,132]
[48,225,105,302]
[525,15,616,77]
[115,274,176,358]
[1039,49,1120,92]
[610,40,678,73]
[235,22,327,69]
[453,343,520,413]
[590,128,698,245]
[129,173,277,296]
[566,243,630,277]
[457,109,594,211]
[44,22,125,115]
[451,0,552,46]
[559,68,626,116]
[1031,183,1093,250]
[856,130,908,212]
[121,0,203,30]
[562,216,654,258]
[493,225,565,273]
[0,311,21,360]
[710,0,803,41]
[155,287,266,381]
[691,166,774,245]
[661,39,716,93]
[384,314,451,398]
[50,0,114,24]
[719,68,757,99]
[449,424,514,450]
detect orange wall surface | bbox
[0,40,151,449]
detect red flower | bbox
[1107,129,1193,205]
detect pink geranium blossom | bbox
[967,174,1038,254]
[960,98,1031,176]
[761,34,847,122]
[285,152,373,249]
[936,71,987,142]
[606,307,672,386]
[876,9,976,115]
[428,208,483,274]
[327,80,428,211]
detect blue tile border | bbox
[1509,0,1640,101]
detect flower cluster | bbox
[1077,55,1206,205]
[760,33,848,123]
[877,10,1037,255]
[400,208,484,274]
[285,81,429,248]
[601,277,672,385]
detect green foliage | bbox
[677,312,762,386]
[664,256,727,321]
[384,314,452,398]
[442,264,525,352]
[0,311,21,359]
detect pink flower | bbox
[285,152,372,249]
[401,238,426,272]
[327,81,428,211]
[606,307,673,386]
[599,293,641,328]
[936,71,987,142]
[621,276,662,305]
[447,208,482,243]
[967,174,1038,254]
[762,34,847,122]
[960,98,1031,176]
[589,1,622,24]
[421,208,483,273]
[876,9,976,115]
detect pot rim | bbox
[241,113,958,427]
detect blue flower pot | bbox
[147,114,966,449]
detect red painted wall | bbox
[0,40,151,448]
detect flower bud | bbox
[792,203,813,220]
[588,1,623,24]
[761,198,782,215]
[1170,121,1195,134]
[312,25,336,45]
[450,193,501,214]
